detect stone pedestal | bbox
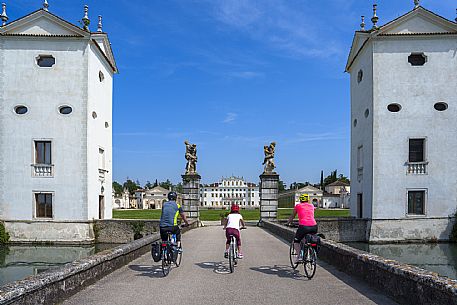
[182,174,201,219]
[259,173,279,220]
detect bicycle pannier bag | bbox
[151,242,162,262]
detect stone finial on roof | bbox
[43,0,49,11]
[360,16,366,31]
[82,4,90,31]
[371,4,379,30]
[414,0,420,9]
[97,15,103,32]
[1,3,8,26]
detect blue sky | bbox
[9,1,457,186]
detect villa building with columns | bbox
[0,2,117,243]
[348,2,457,241]
[200,176,260,208]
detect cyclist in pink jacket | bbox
[287,193,318,261]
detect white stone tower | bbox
[0,3,117,243]
[347,3,457,241]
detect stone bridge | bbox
[61,225,396,305]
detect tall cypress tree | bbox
[320,170,324,190]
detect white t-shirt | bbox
[226,213,243,230]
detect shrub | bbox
[130,221,145,240]
[0,222,10,244]
[451,210,457,242]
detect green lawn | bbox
[113,208,350,221]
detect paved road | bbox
[62,226,398,305]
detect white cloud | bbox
[204,0,348,59]
[223,112,238,123]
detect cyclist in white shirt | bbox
[223,204,245,259]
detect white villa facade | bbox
[135,186,170,210]
[200,176,260,208]
[347,3,457,241]
[0,4,117,242]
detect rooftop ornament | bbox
[97,15,103,32]
[360,15,366,31]
[371,4,379,30]
[414,0,420,9]
[1,3,8,26]
[43,0,49,11]
[82,5,90,31]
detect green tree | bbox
[278,180,286,192]
[153,179,159,187]
[112,181,123,196]
[123,179,139,195]
[174,182,183,193]
[159,179,173,190]
[144,181,153,189]
[338,174,350,184]
[289,182,306,190]
[323,170,338,187]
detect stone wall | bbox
[368,217,454,243]
[4,220,94,244]
[4,219,170,244]
[0,221,198,305]
[262,220,457,305]
[95,219,161,244]
[279,218,368,242]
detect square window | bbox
[35,193,53,218]
[35,141,52,164]
[408,190,425,215]
[409,139,425,162]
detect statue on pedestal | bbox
[263,142,276,174]
[184,140,198,175]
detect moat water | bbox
[346,242,457,279]
[0,244,117,287]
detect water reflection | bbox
[346,242,457,279]
[0,244,116,287]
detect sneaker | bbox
[237,253,244,259]
[224,251,228,258]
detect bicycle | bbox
[288,228,318,279]
[227,227,246,273]
[161,224,187,277]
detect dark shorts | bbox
[294,225,318,243]
[160,226,181,242]
[226,228,241,246]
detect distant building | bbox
[113,188,136,209]
[200,176,260,208]
[0,4,117,243]
[325,181,350,195]
[347,4,457,240]
[136,186,171,210]
[278,185,323,208]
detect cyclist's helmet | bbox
[231,204,240,213]
[299,193,309,203]
[167,191,178,201]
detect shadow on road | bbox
[250,265,306,281]
[195,261,231,274]
[128,264,169,278]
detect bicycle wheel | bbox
[162,248,171,277]
[175,242,182,267]
[303,246,317,279]
[289,240,299,269]
[228,241,235,273]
